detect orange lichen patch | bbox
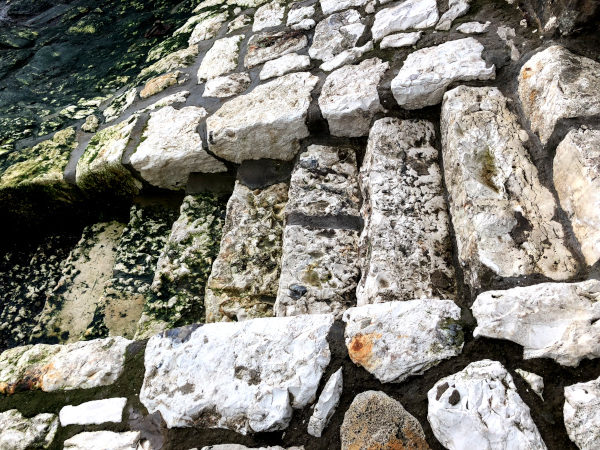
[140,72,179,99]
[348,333,382,369]
[521,66,535,80]
[347,423,430,450]
[0,364,50,395]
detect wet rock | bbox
[137,45,199,84]
[319,41,373,72]
[380,31,422,48]
[0,336,130,395]
[307,368,343,437]
[245,30,308,68]
[441,86,577,292]
[259,53,311,80]
[189,12,229,45]
[130,106,226,191]
[140,314,334,433]
[457,21,490,33]
[473,280,600,367]
[436,0,470,31]
[205,182,287,322]
[372,0,438,41]
[253,2,284,31]
[341,391,430,450]
[60,398,127,426]
[287,5,315,25]
[516,369,544,400]
[0,409,58,450]
[103,88,137,123]
[137,194,225,339]
[564,375,600,449]
[207,72,318,163]
[81,115,99,133]
[343,300,463,383]
[140,71,181,99]
[309,10,365,63]
[76,115,143,198]
[198,35,245,81]
[358,118,455,304]
[319,58,388,137]
[275,226,359,318]
[428,360,547,450]
[203,72,252,97]
[392,38,495,109]
[63,431,141,450]
[554,128,600,266]
[518,45,600,145]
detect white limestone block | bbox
[320,0,368,15]
[457,21,491,34]
[379,31,422,48]
[516,369,544,400]
[253,2,285,31]
[564,375,600,450]
[307,368,343,437]
[372,0,438,41]
[60,398,127,426]
[203,72,251,97]
[259,53,311,80]
[436,0,470,31]
[64,431,141,450]
[0,410,58,450]
[198,35,244,81]
[309,10,365,62]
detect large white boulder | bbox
[441,86,577,292]
[428,360,547,450]
[473,280,600,367]
[564,375,600,450]
[197,35,245,81]
[343,300,463,383]
[391,38,495,109]
[207,72,318,163]
[139,314,334,433]
[372,0,438,41]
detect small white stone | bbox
[372,0,438,41]
[64,431,141,450]
[287,5,315,25]
[436,0,470,31]
[497,25,520,61]
[309,9,365,62]
[291,18,316,30]
[189,12,228,45]
[203,73,251,97]
[516,369,544,400]
[198,35,244,81]
[564,375,600,449]
[319,41,373,72]
[260,53,311,80]
[228,14,251,32]
[60,398,127,426]
[320,0,368,15]
[253,2,285,31]
[456,21,490,34]
[139,91,190,112]
[307,368,343,437]
[379,31,422,48]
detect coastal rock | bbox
[309,10,365,62]
[140,71,181,99]
[564,375,600,449]
[380,31,422,48]
[198,35,244,81]
[343,300,463,383]
[518,45,600,144]
[130,106,226,190]
[287,5,315,25]
[319,58,388,137]
[228,14,251,33]
[341,391,430,450]
[473,280,600,367]
[428,360,547,450]
[320,0,368,15]
[137,45,199,84]
[81,115,99,132]
[245,31,308,68]
[253,2,284,31]
[553,128,600,265]
[63,431,141,450]
[205,182,287,322]
[0,410,58,450]
[275,226,359,318]
[436,0,470,31]
[189,12,229,45]
[372,0,438,41]
[140,91,190,112]
[139,314,334,433]
[291,18,316,30]
[319,41,373,72]
[307,368,343,437]
[59,398,127,426]
[207,72,318,163]
[441,86,576,292]
[259,53,311,80]
[392,38,495,109]
[358,118,456,304]
[0,336,130,395]
[203,72,251,97]
[457,21,490,33]
[103,88,137,123]
[516,369,544,400]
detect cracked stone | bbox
[319,41,373,72]
[287,5,315,25]
[380,31,422,48]
[189,12,229,45]
[309,10,365,62]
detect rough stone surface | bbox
[554,128,600,266]
[436,0,470,31]
[189,12,229,45]
[140,91,191,113]
[207,72,318,163]
[203,73,251,98]
[457,21,490,33]
[253,2,284,31]
[275,226,359,318]
[63,431,141,450]
[307,368,343,437]
[130,106,226,190]
[285,145,360,218]
[516,369,544,400]
[140,71,181,99]
[319,58,388,137]
[198,35,245,81]
[358,118,456,304]
[137,46,199,84]
[341,391,430,450]
[140,314,334,433]
[372,0,439,41]
[473,280,600,367]
[103,88,137,123]
[228,14,252,32]
[343,300,463,383]
[319,41,373,72]
[564,375,600,450]
[518,45,600,144]
[287,5,315,25]
[428,360,547,450]
[380,31,422,48]
[392,38,495,109]
[0,336,130,395]
[309,10,365,62]
[245,31,308,69]
[441,86,577,291]
[291,18,316,30]
[205,182,288,322]
[81,115,99,133]
[59,398,127,426]
[76,115,142,197]
[0,409,58,450]
[320,0,368,15]
[259,53,311,80]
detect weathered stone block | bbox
[0,410,58,450]
[564,375,600,450]
[244,31,308,69]
[309,10,365,62]
[372,0,438,41]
